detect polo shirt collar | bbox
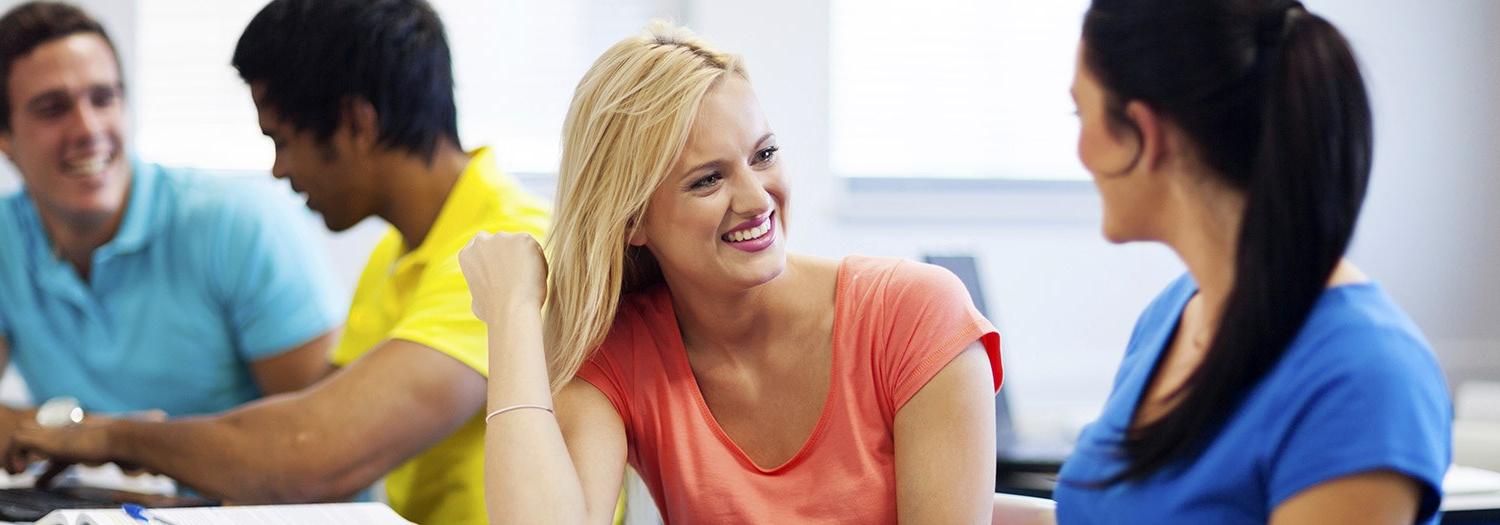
[399,147,509,267]
[93,158,164,259]
[19,156,162,266]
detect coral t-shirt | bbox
[576,256,1002,523]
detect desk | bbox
[998,465,1500,524]
[1443,492,1500,524]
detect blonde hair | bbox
[543,21,745,392]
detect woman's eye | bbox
[755,146,779,164]
[690,173,722,190]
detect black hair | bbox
[231,0,461,162]
[1082,0,1373,482]
[0,1,122,132]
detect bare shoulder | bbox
[787,254,841,293]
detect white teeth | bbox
[63,155,110,176]
[724,220,771,243]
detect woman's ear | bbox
[1124,100,1166,173]
[627,217,649,247]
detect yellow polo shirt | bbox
[331,147,549,524]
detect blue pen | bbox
[122,503,181,525]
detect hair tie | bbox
[1257,1,1305,47]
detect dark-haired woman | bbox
[1056,1,1451,523]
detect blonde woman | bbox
[460,23,1002,523]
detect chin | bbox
[321,212,360,232]
[1100,223,1128,244]
[58,186,127,221]
[743,248,789,287]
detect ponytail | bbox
[1081,0,1374,482]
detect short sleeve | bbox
[1266,326,1452,521]
[384,255,489,376]
[878,261,1002,414]
[576,347,635,439]
[211,180,344,361]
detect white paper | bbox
[38,502,412,525]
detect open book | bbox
[37,502,413,525]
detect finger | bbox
[35,461,71,490]
[117,462,154,477]
[5,450,28,475]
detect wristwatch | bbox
[35,396,84,428]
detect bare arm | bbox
[14,339,486,503]
[460,232,625,524]
[1269,470,1422,525]
[0,338,31,451]
[248,328,341,396]
[894,342,997,525]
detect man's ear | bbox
[339,97,380,152]
[0,131,13,159]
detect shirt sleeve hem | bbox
[1269,456,1446,521]
[890,318,1002,414]
[382,329,489,377]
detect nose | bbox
[270,151,289,181]
[67,100,107,147]
[728,167,773,218]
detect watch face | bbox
[36,396,84,428]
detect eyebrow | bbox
[754,132,775,148]
[23,90,70,112]
[23,82,122,112]
[678,160,723,183]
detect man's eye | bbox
[89,87,119,108]
[34,103,67,119]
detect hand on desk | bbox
[5,410,167,486]
[0,407,34,471]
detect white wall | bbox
[689,0,1500,437]
[2,1,1496,437]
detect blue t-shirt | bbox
[1055,274,1452,524]
[0,160,344,416]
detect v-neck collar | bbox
[658,258,851,474]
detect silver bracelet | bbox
[484,404,554,423]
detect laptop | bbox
[922,255,1073,481]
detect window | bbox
[830,0,1091,182]
[132,0,682,174]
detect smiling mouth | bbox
[60,152,115,178]
[721,213,774,243]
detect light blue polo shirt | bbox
[0,160,343,416]
[1055,274,1452,524]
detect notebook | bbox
[37,502,413,525]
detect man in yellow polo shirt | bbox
[8,1,546,523]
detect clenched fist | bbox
[459,231,548,322]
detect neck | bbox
[34,178,131,279]
[1161,176,1245,333]
[668,255,823,362]
[373,140,470,251]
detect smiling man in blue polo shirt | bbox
[0,2,342,445]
